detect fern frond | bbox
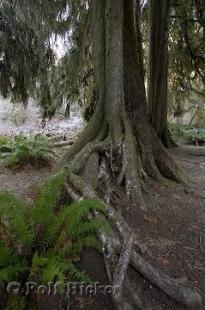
[61,198,106,227]
[40,254,91,289]
[65,261,92,283]
[0,192,34,247]
[29,252,48,280]
[7,295,26,310]
[69,218,110,238]
[0,243,13,265]
[66,235,102,257]
[40,253,67,283]
[0,244,28,287]
[31,172,66,225]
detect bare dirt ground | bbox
[119,145,205,309]
[0,145,204,309]
[0,165,51,203]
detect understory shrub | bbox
[169,124,205,145]
[0,135,55,168]
[0,172,109,309]
[184,129,205,145]
[0,136,8,146]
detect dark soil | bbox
[0,145,204,309]
[6,157,53,171]
[119,145,205,309]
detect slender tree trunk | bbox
[148,0,172,147]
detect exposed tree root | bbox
[123,117,146,210]
[83,152,100,190]
[130,251,201,308]
[151,129,189,185]
[112,236,133,309]
[67,138,111,174]
[63,169,202,309]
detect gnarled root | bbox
[112,235,133,309]
[64,171,201,309]
[123,117,146,210]
[151,129,189,185]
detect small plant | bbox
[184,129,205,145]
[0,136,9,147]
[169,123,186,140]
[0,172,109,309]
[0,135,55,168]
[0,136,8,144]
[169,123,205,145]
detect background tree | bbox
[148,0,172,147]
[168,0,205,122]
[0,0,70,118]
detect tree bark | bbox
[148,0,172,147]
[106,0,124,148]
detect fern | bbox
[65,262,92,283]
[0,192,34,247]
[70,218,109,238]
[62,198,106,227]
[0,172,110,308]
[0,135,55,168]
[0,136,9,152]
[72,235,103,255]
[31,172,66,225]
[184,129,205,145]
[169,124,205,145]
[29,252,48,280]
[0,244,28,287]
[7,296,26,310]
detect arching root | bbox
[64,170,202,309]
[112,235,133,309]
[151,129,189,185]
[60,120,147,211]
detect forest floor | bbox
[0,145,204,309]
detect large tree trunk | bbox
[123,0,185,183]
[56,0,201,308]
[57,0,188,229]
[148,0,173,147]
[58,0,185,186]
